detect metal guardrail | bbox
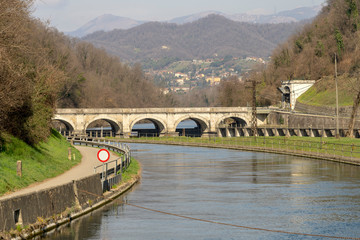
[72,138,131,192]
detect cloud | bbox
[35,0,69,7]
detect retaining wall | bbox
[267,111,360,129]
[0,174,102,232]
[295,101,360,118]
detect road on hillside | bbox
[0,146,119,201]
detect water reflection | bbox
[40,144,360,240]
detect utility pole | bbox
[245,73,259,137]
[335,53,340,138]
[251,79,258,137]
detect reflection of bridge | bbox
[53,107,270,138]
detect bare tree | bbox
[346,74,360,137]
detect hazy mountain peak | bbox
[168,10,223,24]
[69,5,321,38]
[68,14,145,37]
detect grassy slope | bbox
[120,157,140,184]
[0,130,81,195]
[297,75,357,107]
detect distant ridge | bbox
[68,14,145,37]
[68,6,321,37]
[83,14,304,63]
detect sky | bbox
[32,0,327,32]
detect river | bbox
[41,143,360,240]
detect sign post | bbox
[97,149,110,180]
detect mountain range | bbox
[83,14,306,65]
[69,6,321,37]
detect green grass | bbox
[0,130,81,196]
[120,158,140,183]
[122,136,360,160]
[297,75,357,107]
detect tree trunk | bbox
[346,89,360,138]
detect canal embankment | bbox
[0,140,140,240]
[108,136,360,166]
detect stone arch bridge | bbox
[53,107,270,138]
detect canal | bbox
[42,144,360,239]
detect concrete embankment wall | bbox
[0,174,102,232]
[295,101,360,118]
[267,109,360,129]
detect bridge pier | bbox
[202,131,217,138]
[225,128,231,138]
[163,132,179,137]
[234,128,240,137]
[274,128,279,137]
[263,128,269,137]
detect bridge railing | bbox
[72,138,131,192]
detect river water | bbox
[42,144,360,240]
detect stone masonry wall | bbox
[0,174,102,231]
[295,101,360,118]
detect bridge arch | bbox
[216,115,249,137]
[85,117,122,137]
[216,115,249,128]
[174,115,209,137]
[52,118,75,135]
[130,117,167,137]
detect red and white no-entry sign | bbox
[97,149,110,163]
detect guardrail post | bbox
[17,161,22,177]
[68,147,72,161]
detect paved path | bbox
[0,146,119,201]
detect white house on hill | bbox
[278,80,315,110]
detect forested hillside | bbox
[84,15,304,64]
[0,0,168,145]
[260,0,360,104]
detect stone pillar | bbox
[330,130,335,137]
[274,128,279,137]
[321,127,326,138]
[202,131,217,138]
[297,126,301,137]
[225,127,231,137]
[264,128,269,137]
[164,132,179,137]
[244,128,250,137]
[235,128,240,137]
[284,128,290,137]
[122,132,131,138]
[217,128,223,138]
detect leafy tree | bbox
[334,29,345,56]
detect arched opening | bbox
[176,119,203,137]
[284,86,291,108]
[86,119,120,138]
[131,118,165,137]
[52,119,74,136]
[218,117,247,137]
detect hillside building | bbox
[278,80,315,110]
